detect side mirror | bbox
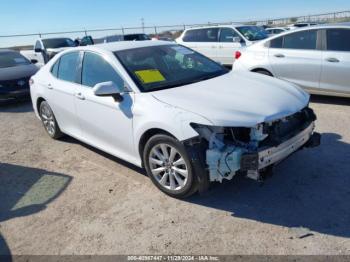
[93,81,124,102]
[35,48,42,53]
[30,59,38,64]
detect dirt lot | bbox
[0,96,350,255]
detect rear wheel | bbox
[143,134,198,198]
[39,101,63,139]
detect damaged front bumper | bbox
[187,107,321,185]
[241,122,320,172]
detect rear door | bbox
[268,29,322,90]
[320,28,350,95]
[218,27,244,65]
[181,28,219,61]
[46,52,81,136]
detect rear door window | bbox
[183,28,219,42]
[57,52,80,83]
[326,29,350,52]
[283,30,317,50]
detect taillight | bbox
[235,51,242,60]
[29,78,34,86]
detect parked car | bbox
[102,34,151,43]
[30,41,320,198]
[0,49,38,103]
[176,25,269,66]
[265,27,289,36]
[232,24,350,97]
[21,37,77,67]
[290,22,319,29]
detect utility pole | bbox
[141,18,145,33]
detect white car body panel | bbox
[233,25,350,97]
[30,41,311,169]
[176,25,262,66]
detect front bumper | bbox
[0,89,30,103]
[241,122,320,172]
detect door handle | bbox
[47,83,53,90]
[326,57,340,63]
[75,92,85,100]
[274,54,285,58]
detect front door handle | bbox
[274,54,285,58]
[75,92,85,100]
[326,57,340,63]
[47,83,53,90]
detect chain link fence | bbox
[1,10,350,49]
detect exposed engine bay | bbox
[191,107,321,182]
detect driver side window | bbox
[82,52,124,88]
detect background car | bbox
[21,37,77,67]
[232,24,350,97]
[176,25,269,66]
[98,33,152,44]
[0,49,38,103]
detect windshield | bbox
[236,26,269,41]
[115,45,229,92]
[0,51,31,68]
[42,38,76,49]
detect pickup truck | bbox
[21,36,93,67]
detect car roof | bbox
[259,24,350,44]
[78,40,173,53]
[184,24,253,31]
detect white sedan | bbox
[30,41,320,198]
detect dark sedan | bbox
[0,49,38,103]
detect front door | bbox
[75,51,135,162]
[320,28,350,95]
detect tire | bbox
[254,70,273,77]
[143,134,198,198]
[39,101,63,139]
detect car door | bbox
[218,27,244,65]
[268,29,322,90]
[74,51,135,161]
[182,28,219,61]
[46,52,81,137]
[320,28,350,94]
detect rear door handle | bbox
[326,57,340,63]
[75,92,85,100]
[274,54,285,58]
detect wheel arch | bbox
[138,128,176,165]
[36,97,46,114]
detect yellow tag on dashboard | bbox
[135,69,166,84]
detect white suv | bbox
[30,41,320,198]
[176,25,269,66]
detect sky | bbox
[0,0,349,46]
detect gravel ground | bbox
[0,96,350,255]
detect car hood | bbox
[152,71,310,127]
[0,64,38,81]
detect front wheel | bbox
[143,134,198,198]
